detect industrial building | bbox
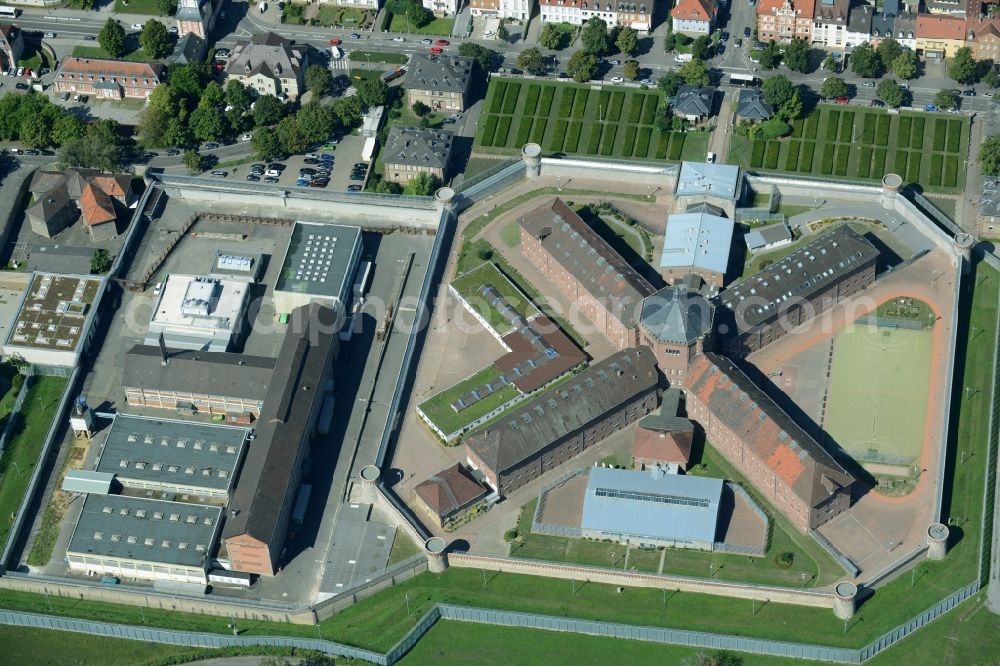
[66,494,222,585]
[2,272,104,370]
[123,344,276,418]
[659,208,734,289]
[686,352,855,532]
[718,225,878,355]
[222,303,341,576]
[94,414,250,501]
[519,198,655,350]
[581,467,723,550]
[144,274,251,352]
[465,347,659,496]
[272,221,362,318]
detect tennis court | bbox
[824,323,933,467]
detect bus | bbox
[729,73,761,87]
[0,6,19,18]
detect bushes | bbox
[640,95,658,124]
[835,144,850,175]
[523,84,540,116]
[858,146,873,178]
[490,81,507,113]
[897,116,912,149]
[515,116,533,146]
[875,115,890,145]
[572,89,590,118]
[911,117,925,150]
[530,118,547,145]
[502,82,521,113]
[784,140,800,171]
[947,119,962,153]
[635,127,652,158]
[861,113,876,144]
[565,121,583,152]
[480,114,499,146]
[906,151,921,183]
[943,155,959,187]
[586,124,603,154]
[933,118,947,150]
[825,110,840,141]
[765,141,780,169]
[667,133,685,160]
[538,85,555,116]
[750,139,766,168]
[495,116,512,146]
[838,111,854,143]
[600,124,618,155]
[558,88,576,117]
[800,141,815,171]
[627,94,643,124]
[550,120,568,152]
[622,125,637,157]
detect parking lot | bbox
[224,133,370,192]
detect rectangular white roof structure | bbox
[62,470,115,495]
[674,161,742,200]
[660,212,735,276]
[581,467,723,545]
[145,274,250,351]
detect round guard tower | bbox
[638,286,715,388]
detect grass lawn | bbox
[387,531,422,566]
[0,624,199,665]
[282,2,306,24]
[71,45,154,63]
[476,78,697,163]
[450,261,539,332]
[348,50,409,65]
[113,0,174,14]
[349,68,384,84]
[728,106,969,193]
[388,14,454,35]
[417,365,521,439]
[315,4,373,28]
[499,220,521,248]
[0,376,68,553]
[741,235,810,278]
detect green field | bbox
[113,0,173,14]
[418,365,521,439]
[347,50,409,65]
[0,624,197,665]
[476,78,710,162]
[450,262,539,332]
[388,14,454,35]
[71,45,156,63]
[825,324,934,465]
[729,106,969,193]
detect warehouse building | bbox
[581,467,723,550]
[94,414,250,501]
[272,221,362,318]
[659,208,734,289]
[123,344,276,418]
[66,494,222,585]
[144,274,251,352]
[465,347,659,496]
[222,303,340,576]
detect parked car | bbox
[43,32,55,38]
[861,80,875,87]
[263,176,279,184]
[706,152,716,164]
[329,38,342,45]
[870,99,885,107]
[963,89,976,96]
[15,67,23,77]
[23,149,39,155]
[84,35,96,41]
[300,167,317,175]
[320,153,334,161]
[735,38,742,48]
[242,133,252,141]
[429,47,443,55]
[168,26,178,35]
[60,91,69,100]
[421,38,433,45]
[350,174,366,181]
[265,169,282,178]
[204,142,220,149]
[215,48,231,58]
[743,27,751,38]
[166,149,181,156]
[349,33,361,39]
[296,178,310,186]
[210,170,227,177]
[15,82,27,90]
[608,59,620,66]
[925,103,938,112]
[436,39,450,46]
[267,162,286,171]
[834,96,849,104]
[131,23,143,30]
[347,184,363,192]
[246,174,261,181]
[610,76,624,83]
[393,36,405,42]
[309,179,329,187]
[640,79,654,86]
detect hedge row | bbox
[656,131,670,159]
[559,88,576,117]
[530,118,547,145]
[825,110,840,141]
[928,153,944,187]
[565,121,583,152]
[597,90,611,119]
[550,120,568,152]
[480,114,499,146]
[872,147,887,177]
[502,82,520,114]
[893,149,908,175]
[911,117,925,150]
[635,127,653,158]
[622,125,637,157]
[943,154,959,187]
[800,141,816,171]
[627,94,643,124]
[490,81,507,113]
[587,124,603,154]
[875,115,890,146]
[785,140,800,171]
[858,146,873,178]
[821,145,836,174]
[515,116,533,147]
[835,144,850,176]
[523,85,540,116]
[641,95,658,125]
[838,111,855,143]
[897,116,912,149]
[804,112,819,140]
[765,141,780,169]
[607,91,625,122]
[667,133,685,160]
[861,113,876,144]
[750,139,766,168]
[790,118,804,139]
[495,116,512,146]
[600,124,618,155]
[906,151,921,183]
[539,86,555,116]
[933,119,947,151]
[947,119,962,153]
[572,89,590,118]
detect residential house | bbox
[382,125,454,186]
[54,57,164,100]
[968,18,1000,61]
[414,463,490,529]
[894,11,918,49]
[225,32,307,100]
[673,85,715,122]
[812,0,851,49]
[870,0,899,46]
[26,187,77,239]
[756,0,815,43]
[925,0,968,17]
[736,88,773,121]
[0,23,24,72]
[846,3,873,47]
[423,0,460,15]
[916,14,968,58]
[27,169,135,240]
[404,54,473,113]
[671,0,716,35]
[744,223,793,253]
[171,32,207,65]
[539,0,584,25]
[175,0,221,38]
[469,0,536,19]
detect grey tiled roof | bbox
[404,54,473,94]
[744,223,793,251]
[674,85,714,117]
[124,344,276,402]
[465,347,658,475]
[736,89,773,120]
[382,125,454,169]
[639,287,714,344]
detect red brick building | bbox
[686,353,855,532]
[465,347,659,496]
[632,388,694,470]
[638,286,714,387]
[414,463,489,529]
[519,198,655,350]
[756,0,815,42]
[54,57,164,100]
[718,225,878,356]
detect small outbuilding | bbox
[736,89,773,122]
[414,463,489,529]
[744,223,794,254]
[674,84,716,122]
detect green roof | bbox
[450,263,540,334]
[418,364,521,438]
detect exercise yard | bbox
[824,322,933,470]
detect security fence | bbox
[810,529,861,579]
[451,160,526,212]
[531,468,586,538]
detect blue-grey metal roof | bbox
[62,470,115,495]
[660,211,734,276]
[744,223,793,252]
[95,414,249,494]
[675,162,741,200]
[639,286,714,344]
[275,221,362,300]
[67,494,221,569]
[581,468,723,545]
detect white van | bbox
[675,53,693,63]
[259,2,267,13]
[330,46,343,59]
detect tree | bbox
[373,179,403,194]
[384,0,411,13]
[624,60,639,81]
[169,62,210,107]
[823,53,837,72]
[331,95,364,130]
[405,3,433,28]
[783,38,810,73]
[20,115,52,148]
[580,16,609,55]
[758,40,781,69]
[985,66,1000,89]
[691,35,712,62]
[820,77,848,100]
[655,104,674,132]
[503,528,520,543]
[760,117,791,139]
[153,0,177,15]
[849,42,881,78]
[296,102,335,144]
[980,135,1000,176]
[201,81,224,109]
[182,149,206,174]
[140,19,170,59]
[540,24,564,50]
[458,43,498,72]
[949,46,978,84]
[663,32,677,53]
[252,95,285,127]
[877,38,903,71]
[497,23,509,42]
[251,130,284,161]
[876,79,904,108]
[615,26,639,56]
[276,116,308,156]
[90,249,112,274]
[225,80,252,114]
[58,119,129,173]
[517,47,546,75]
[163,117,192,147]
[567,50,598,83]
[658,71,683,97]
[892,50,918,80]
[136,105,172,147]
[412,100,431,117]
[404,172,438,196]
[305,64,333,96]
[98,18,126,58]
[356,78,389,109]
[679,59,709,86]
[762,76,802,120]
[52,114,85,146]
[935,88,959,109]
[189,101,227,141]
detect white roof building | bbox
[144,274,251,352]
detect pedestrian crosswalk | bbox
[330,59,349,71]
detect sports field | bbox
[824,324,933,467]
